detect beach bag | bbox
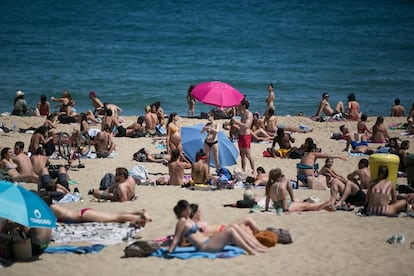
[216,167,233,180]
[133,148,147,162]
[129,165,149,182]
[99,173,116,190]
[124,240,160,258]
[288,148,304,159]
[266,227,293,244]
[254,230,278,247]
[236,199,256,208]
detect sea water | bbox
[0,0,413,117]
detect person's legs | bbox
[203,143,211,172]
[234,217,260,233]
[337,181,359,206]
[240,147,247,172]
[329,179,345,204]
[211,143,220,169]
[245,148,255,175]
[335,101,345,114]
[385,199,408,215]
[57,166,69,191]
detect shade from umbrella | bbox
[0,181,56,228]
[191,81,244,108]
[181,124,238,167]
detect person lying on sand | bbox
[40,194,151,227]
[168,199,267,255]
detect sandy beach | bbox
[1,114,413,276]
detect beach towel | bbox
[51,222,142,245]
[44,244,106,254]
[151,246,245,259]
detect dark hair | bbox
[167,112,177,128]
[105,108,113,116]
[170,149,180,162]
[394,98,400,105]
[401,140,409,149]
[359,158,369,168]
[339,125,346,133]
[115,167,129,179]
[173,199,189,218]
[276,128,284,137]
[268,83,273,88]
[360,113,368,121]
[347,93,356,101]
[196,149,207,161]
[257,167,265,174]
[40,95,47,104]
[322,92,329,98]
[1,147,11,159]
[137,116,145,124]
[35,126,48,136]
[189,203,198,219]
[240,99,249,109]
[14,141,25,150]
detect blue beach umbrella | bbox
[181,124,238,167]
[0,180,56,228]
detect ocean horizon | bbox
[1,0,413,118]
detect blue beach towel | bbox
[151,246,245,259]
[44,244,106,254]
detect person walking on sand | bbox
[315,92,344,117]
[232,99,255,175]
[186,84,196,117]
[390,98,405,117]
[264,83,275,117]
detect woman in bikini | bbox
[371,116,390,143]
[0,147,38,183]
[201,112,220,171]
[37,95,50,116]
[41,194,152,227]
[168,200,266,255]
[263,107,277,136]
[166,112,183,155]
[356,113,371,140]
[346,93,361,120]
[365,166,407,216]
[264,168,331,213]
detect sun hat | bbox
[16,90,24,97]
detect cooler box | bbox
[405,154,414,187]
[369,153,399,186]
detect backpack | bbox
[124,240,160,258]
[99,173,116,190]
[133,148,147,162]
[216,167,233,180]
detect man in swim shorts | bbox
[232,99,255,174]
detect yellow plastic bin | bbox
[405,154,414,187]
[369,153,399,186]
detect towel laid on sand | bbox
[44,244,106,254]
[151,246,245,259]
[51,222,142,245]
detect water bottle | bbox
[13,122,16,132]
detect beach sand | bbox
[1,115,413,276]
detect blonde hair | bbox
[144,105,151,113]
[265,168,282,197]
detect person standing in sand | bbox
[315,92,344,117]
[201,112,220,172]
[232,99,255,174]
[264,83,275,117]
[186,84,196,117]
[390,98,405,117]
[166,113,183,155]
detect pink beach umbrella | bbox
[191,81,244,108]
